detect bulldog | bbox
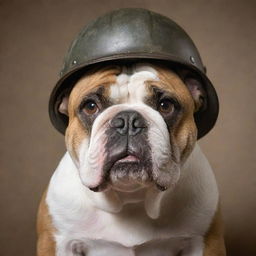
[37,62,226,256]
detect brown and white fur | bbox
[37,62,226,256]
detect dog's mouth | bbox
[114,154,140,164]
[86,143,177,193]
[88,150,153,192]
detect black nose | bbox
[110,110,147,136]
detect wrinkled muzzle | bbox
[78,105,181,192]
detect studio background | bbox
[0,0,255,255]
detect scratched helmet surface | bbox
[49,8,219,139]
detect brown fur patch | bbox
[68,65,121,118]
[203,204,226,256]
[65,118,87,162]
[152,64,197,162]
[37,189,56,256]
[65,65,121,159]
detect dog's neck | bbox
[82,172,167,219]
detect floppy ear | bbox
[184,76,207,112]
[58,94,69,116]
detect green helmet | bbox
[49,8,219,139]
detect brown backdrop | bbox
[0,0,255,255]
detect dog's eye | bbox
[83,100,99,115]
[158,99,174,114]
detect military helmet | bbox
[49,8,219,139]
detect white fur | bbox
[109,63,158,104]
[47,144,218,255]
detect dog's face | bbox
[59,63,205,193]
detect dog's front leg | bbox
[37,232,55,256]
[202,206,226,256]
[37,191,56,256]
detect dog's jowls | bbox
[37,63,226,256]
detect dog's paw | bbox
[71,240,87,256]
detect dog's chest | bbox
[54,204,203,256]
[70,237,202,256]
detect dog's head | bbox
[59,62,206,194]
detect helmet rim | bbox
[49,52,219,139]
